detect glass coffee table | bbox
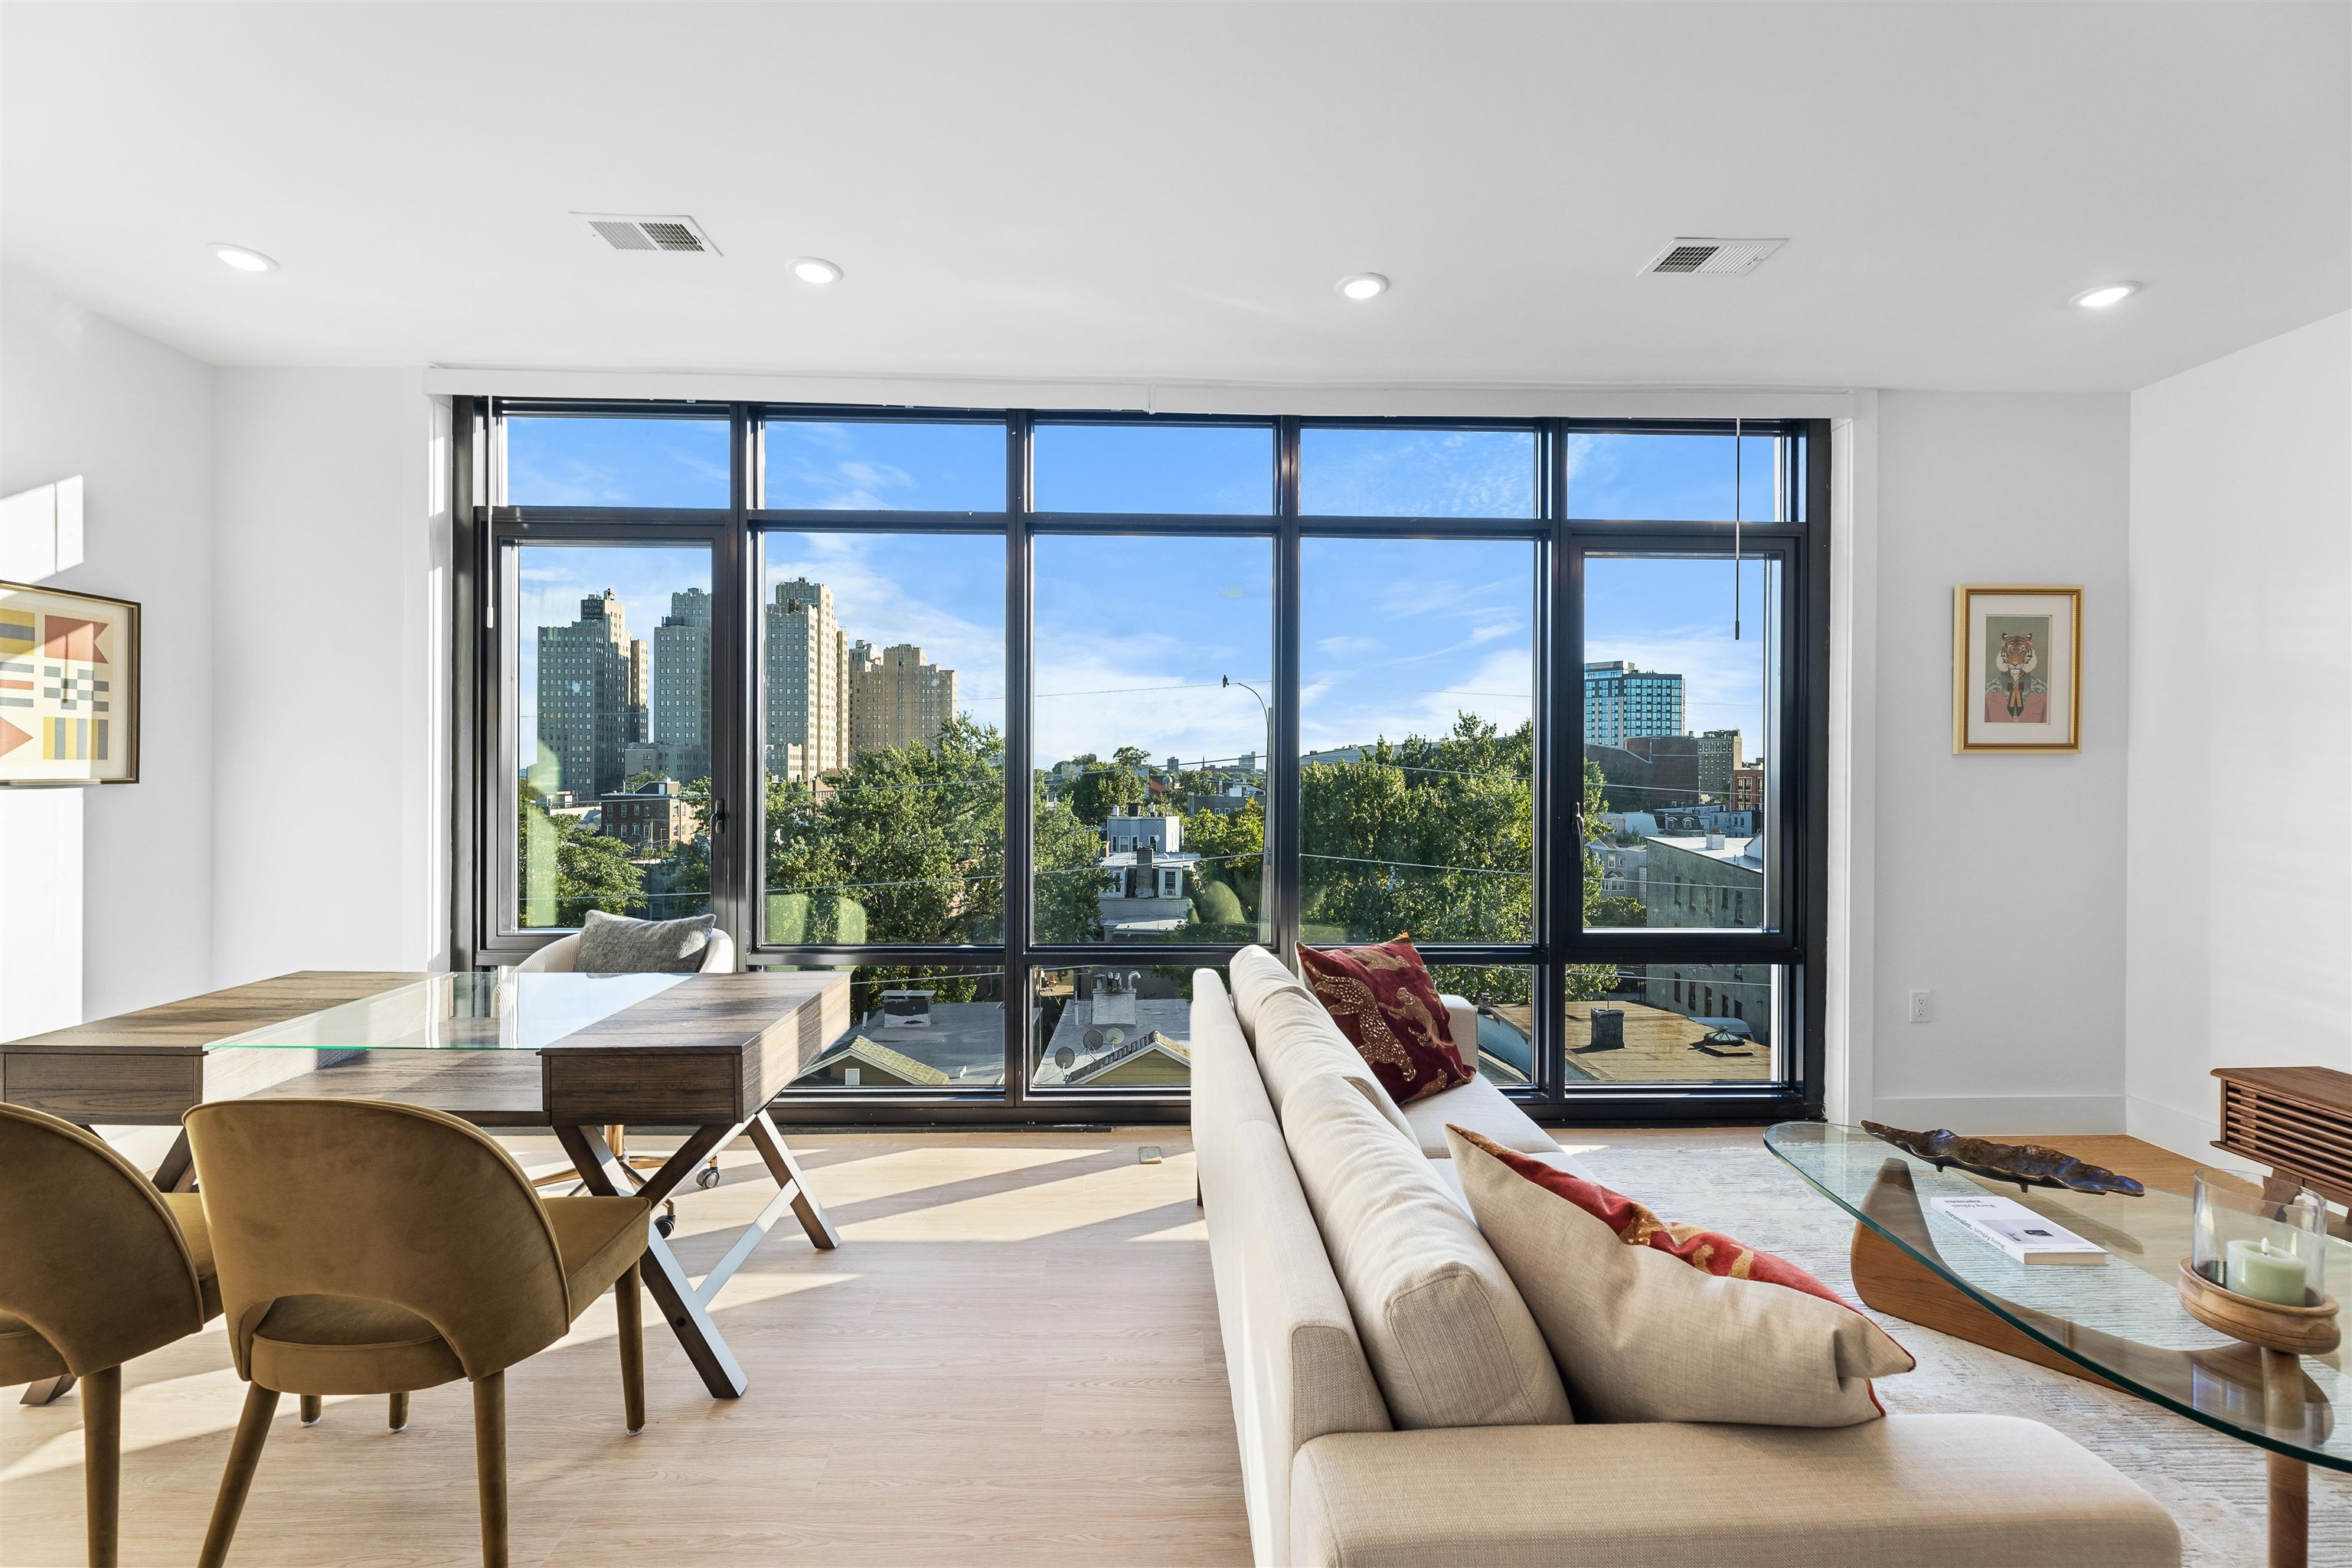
[1768,1122,2347,1568]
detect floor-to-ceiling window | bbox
[457,401,1828,1123]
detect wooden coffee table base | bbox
[1847,1158,2322,1568]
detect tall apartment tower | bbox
[535,590,633,802]
[848,641,958,755]
[765,578,849,782]
[654,588,713,786]
[1583,660,1686,747]
[1694,728,1744,799]
[625,639,650,746]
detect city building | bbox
[791,988,1014,1086]
[765,577,848,783]
[625,639,648,747]
[1583,661,1684,747]
[848,639,956,755]
[1097,812,1202,936]
[1733,766,1766,813]
[1625,733,1702,803]
[1639,832,1765,929]
[534,590,635,802]
[598,779,701,853]
[1696,728,1743,798]
[652,588,712,786]
[1034,972,1193,1086]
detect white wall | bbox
[210,368,449,983]
[2124,312,2352,1163]
[0,272,216,1038]
[1868,391,2133,1132]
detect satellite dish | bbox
[1103,1027,1126,1049]
[1054,1045,1076,1070]
[1083,1027,1104,1050]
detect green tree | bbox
[517,795,645,928]
[1067,745,1148,826]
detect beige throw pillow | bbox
[1282,1074,1574,1430]
[1447,1125,1913,1426]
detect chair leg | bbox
[82,1364,121,1568]
[388,1391,410,1431]
[299,1393,322,1425]
[616,1262,645,1434]
[199,1383,279,1568]
[472,1371,508,1568]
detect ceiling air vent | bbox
[1641,237,1785,276]
[575,214,720,255]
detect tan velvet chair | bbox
[0,1103,220,1568]
[184,1097,653,1568]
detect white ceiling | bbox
[4,2,2346,394]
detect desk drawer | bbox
[545,1050,740,1126]
[3,1052,200,1122]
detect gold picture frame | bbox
[0,580,142,785]
[1953,585,2081,753]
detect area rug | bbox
[1569,1135,2350,1568]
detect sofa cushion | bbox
[1448,1125,1913,1426]
[1289,1417,2182,1568]
[1250,984,1419,1147]
[1228,944,1317,1046]
[577,909,717,973]
[1282,1073,1573,1431]
[1295,938,1475,1105]
[1400,1072,1560,1158]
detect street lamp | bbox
[1223,675,1273,929]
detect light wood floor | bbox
[0,1126,2201,1567]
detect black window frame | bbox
[452,398,1831,1126]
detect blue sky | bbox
[508,418,1788,773]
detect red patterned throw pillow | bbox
[1295,936,1475,1105]
[1455,1127,1854,1306]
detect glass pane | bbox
[779,966,1009,1089]
[1583,554,1780,932]
[762,419,1004,511]
[1563,430,1788,521]
[759,533,1007,945]
[1032,964,1197,1091]
[1032,423,1273,514]
[505,416,730,508]
[1032,534,1272,942]
[1426,963,1537,1087]
[1300,538,1536,945]
[1299,426,1537,518]
[1563,964,1781,1084]
[513,544,713,929]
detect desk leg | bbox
[748,1111,839,1250]
[152,1130,194,1194]
[557,1123,746,1401]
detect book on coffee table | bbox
[1930,1194,2107,1266]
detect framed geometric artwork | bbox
[1952,584,2081,754]
[0,580,141,784]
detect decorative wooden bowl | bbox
[2177,1259,2341,1356]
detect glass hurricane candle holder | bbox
[2191,1170,2328,1307]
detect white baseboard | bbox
[1864,1093,2125,1135]
[2125,1094,2260,1175]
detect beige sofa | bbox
[1192,948,2180,1567]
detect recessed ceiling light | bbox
[2071,282,2139,310]
[1337,273,1389,302]
[210,243,279,273]
[789,257,843,286]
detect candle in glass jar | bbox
[2224,1238,2308,1306]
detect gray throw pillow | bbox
[576,910,718,974]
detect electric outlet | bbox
[1907,989,1931,1024]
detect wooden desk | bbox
[2,969,852,1402]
